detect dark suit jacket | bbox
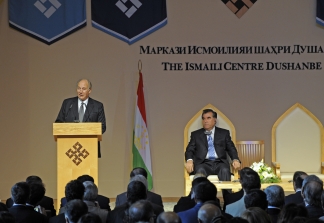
[178,203,203,223]
[306,205,324,218]
[60,195,111,211]
[55,97,106,157]
[107,202,164,223]
[223,189,244,212]
[173,193,196,213]
[49,213,65,223]
[267,207,281,223]
[185,127,239,167]
[6,196,56,217]
[9,205,48,223]
[285,191,304,205]
[115,191,163,208]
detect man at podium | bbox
[55,79,106,157]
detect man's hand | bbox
[185,160,194,173]
[232,160,241,169]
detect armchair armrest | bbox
[272,161,281,178]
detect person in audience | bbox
[225,169,261,217]
[107,181,163,223]
[8,182,48,223]
[6,175,56,216]
[227,217,249,223]
[223,167,254,212]
[157,212,182,223]
[128,200,155,223]
[0,211,15,223]
[27,182,47,215]
[64,199,88,223]
[285,171,308,205]
[277,203,308,223]
[241,207,271,223]
[244,189,268,210]
[290,217,307,223]
[49,180,85,223]
[60,175,111,211]
[301,180,324,218]
[82,181,108,223]
[174,175,215,213]
[0,204,8,212]
[319,191,324,221]
[177,180,217,223]
[115,167,163,208]
[198,203,224,223]
[77,213,102,223]
[264,185,285,223]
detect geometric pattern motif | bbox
[34,0,62,18]
[66,142,89,166]
[221,0,257,18]
[115,0,142,18]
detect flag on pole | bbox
[133,72,153,190]
[317,0,324,26]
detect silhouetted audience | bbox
[301,180,324,218]
[277,203,308,223]
[157,212,182,223]
[244,189,268,211]
[0,211,15,223]
[241,207,271,223]
[265,185,285,223]
[8,182,48,223]
[128,200,155,223]
[64,199,88,223]
[285,171,308,205]
[198,203,225,223]
[77,213,102,223]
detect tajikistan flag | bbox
[133,72,153,190]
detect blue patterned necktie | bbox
[207,134,217,160]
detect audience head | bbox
[294,175,307,192]
[241,170,261,193]
[77,175,94,183]
[130,175,148,191]
[191,177,209,199]
[25,175,42,184]
[83,181,98,202]
[27,182,46,205]
[130,167,148,179]
[302,175,323,188]
[302,180,323,207]
[241,207,271,223]
[127,181,147,205]
[198,203,222,223]
[244,189,268,210]
[239,167,254,182]
[11,182,30,204]
[264,185,285,208]
[194,181,217,203]
[0,212,15,223]
[128,200,155,223]
[157,212,182,223]
[64,199,88,223]
[277,203,308,223]
[290,217,307,223]
[77,212,102,223]
[65,180,85,202]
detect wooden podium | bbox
[53,123,102,210]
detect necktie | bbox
[207,134,216,160]
[79,103,85,122]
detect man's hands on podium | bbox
[232,159,241,169]
[185,160,194,173]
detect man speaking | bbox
[185,109,240,181]
[55,79,106,157]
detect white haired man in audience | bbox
[83,181,108,223]
[264,185,285,223]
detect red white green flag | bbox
[132,72,153,190]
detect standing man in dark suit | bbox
[55,79,106,157]
[185,109,240,180]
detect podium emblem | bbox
[66,142,90,166]
[221,0,257,18]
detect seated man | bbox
[177,180,217,223]
[8,182,48,223]
[115,167,163,207]
[82,181,108,223]
[264,185,285,223]
[302,180,324,218]
[128,200,155,223]
[225,169,261,217]
[64,200,88,223]
[244,189,268,211]
[6,175,56,216]
[285,171,308,205]
[107,181,164,223]
[26,182,47,216]
[49,180,85,223]
[60,175,110,211]
[198,203,224,223]
[185,109,240,180]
